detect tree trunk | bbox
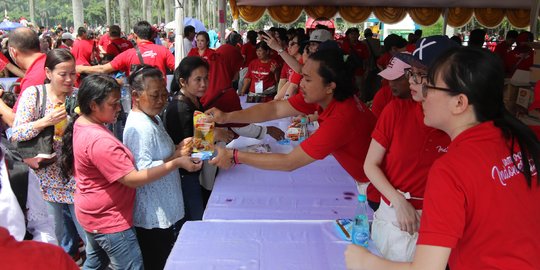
[164,0,170,24]
[186,0,191,18]
[105,0,111,26]
[141,0,148,21]
[146,0,153,24]
[118,0,130,34]
[72,0,84,30]
[28,0,35,24]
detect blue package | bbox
[191,151,214,161]
[277,139,290,145]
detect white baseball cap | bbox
[378,55,411,80]
[309,29,332,43]
[61,33,75,40]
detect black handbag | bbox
[14,85,56,169]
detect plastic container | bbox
[351,194,370,247]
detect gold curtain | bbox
[408,8,442,26]
[474,8,505,28]
[228,0,239,20]
[446,8,474,28]
[268,6,304,24]
[373,7,407,24]
[506,9,530,28]
[339,6,372,23]
[304,6,338,19]
[238,6,267,23]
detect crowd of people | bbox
[0,18,538,270]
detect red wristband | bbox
[233,149,241,164]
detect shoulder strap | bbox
[40,84,47,118]
[132,40,145,65]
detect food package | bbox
[193,111,214,153]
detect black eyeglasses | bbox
[422,84,455,98]
[404,68,427,84]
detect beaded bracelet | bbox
[233,149,241,164]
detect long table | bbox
[165,220,378,270]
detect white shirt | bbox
[0,154,56,244]
[183,37,193,57]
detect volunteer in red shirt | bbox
[364,47,451,262]
[346,47,540,270]
[504,31,533,78]
[494,30,517,60]
[71,27,97,66]
[103,25,133,58]
[77,21,174,79]
[187,31,215,61]
[376,34,407,88]
[8,27,47,112]
[341,28,370,88]
[206,49,377,203]
[275,34,307,100]
[370,55,412,118]
[241,30,258,68]
[239,41,278,102]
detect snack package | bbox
[193,111,214,153]
[334,218,353,241]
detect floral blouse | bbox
[11,85,75,204]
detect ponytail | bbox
[60,113,80,180]
[493,110,540,187]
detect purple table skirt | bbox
[165,220,379,270]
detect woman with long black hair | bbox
[345,47,540,270]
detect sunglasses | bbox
[404,68,427,84]
[421,84,455,98]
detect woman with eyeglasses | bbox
[187,31,215,62]
[60,74,201,269]
[363,51,451,261]
[122,65,202,270]
[346,46,540,270]
[275,33,307,100]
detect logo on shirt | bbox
[436,145,448,153]
[491,152,536,186]
[141,50,157,58]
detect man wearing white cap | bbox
[59,33,75,49]
[363,51,451,262]
[371,55,412,118]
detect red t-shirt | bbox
[241,42,257,68]
[289,71,302,85]
[504,48,533,77]
[341,39,370,76]
[405,43,416,53]
[187,47,215,61]
[105,38,133,57]
[245,59,277,93]
[289,94,377,191]
[280,62,292,80]
[13,53,46,111]
[0,228,79,270]
[494,41,511,59]
[73,122,136,234]
[201,44,243,113]
[0,52,9,71]
[418,122,540,269]
[110,41,174,77]
[98,33,110,49]
[372,99,450,209]
[371,85,397,119]
[71,39,95,65]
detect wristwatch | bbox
[277,48,285,54]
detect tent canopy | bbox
[229,0,538,28]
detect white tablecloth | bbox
[165,220,379,270]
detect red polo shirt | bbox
[110,41,174,77]
[418,121,540,270]
[341,39,370,76]
[241,42,257,68]
[372,99,450,209]
[187,47,215,61]
[14,53,46,111]
[71,39,95,66]
[289,93,377,200]
[105,38,133,57]
[370,84,397,119]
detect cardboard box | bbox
[503,83,519,112]
[511,69,531,86]
[531,66,540,83]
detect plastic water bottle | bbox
[351,194,370,247]
[120,84,131,113]
[298,117,308,142]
